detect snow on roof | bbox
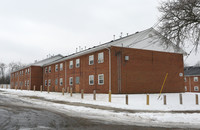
[184,66,200,76]
[11,54,63,73]
[44,28,186,66]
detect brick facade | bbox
[184,76,200,92]
[11,46,185,94]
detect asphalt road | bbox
[0,92,190,130]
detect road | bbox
[0,91,190,130]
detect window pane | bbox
[98,52,104,63]
[76,77,80,84]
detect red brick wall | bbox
[111,46,184,94]
[184,76,200,92]
[31,66,43,91]
[43,61,66,92]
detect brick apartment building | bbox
[10,28,186,93]
[184,67,200,92]
[10,55,63,90]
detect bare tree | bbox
[0,63,7,77]
[195,61,200,66]
[8,62,26,73]
[158,0,200,51]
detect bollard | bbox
[93,90,96,100]
[179,94,183,105]
[1,85,3,89]
[146,94,149,105]
[34,85,36,92]
[109,90,111,102]
[21,86,22,90]
[126,94,128,105]
[40,85,42,92]
[67,87,69,93]
[70,87,72,97]
[81,89,84,99]
[62,88,64,95]
[48,86,50,93]
[6,85,8,89]
[164,95,167,105]
[196,94,199,105]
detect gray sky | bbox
[0,0,199,66]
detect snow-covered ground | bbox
[0,88,200,129]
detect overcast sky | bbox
[0,0,199,66]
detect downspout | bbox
[30,67,31,90]
[105,47,111,102]
[43,67,44,90]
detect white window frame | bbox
[55,78,58,85]
[89,55,94,65]
[48,79,51,86]
[98,52,104,63]
[76,59,80,68]
[60,78,63,86]
[98,74,104,85]
[194,77,198,82]
[76,77,80,84]
[45,80,47,86]
[45,67,48,73]
[55,64,58,72]
[28,68,30,74]
[27,80,29,86]
[194,86,199,91]
[184,77,187,82]
[185,86,187,91]
[49,66,51,73]
[60,63,63,71]
[69,60,73,69]
[89,75,94,85]
[69,77,73,85]
[25,81,26,86]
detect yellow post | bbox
[81,89,84,99]
[21,86,22,90]
[6,84,8,89]
[196,94,198,105]
[34,85,36,92]
[93,90,96,100]
[48,86,49,93]
[109,90,111,102]
[40,85,42,92]
[180,94,183,105]
[70,87,72,97]
[164,95,167,105]
[147,94,149,105]
[158,73,168,99]
[67,87,69,93]
[1,85,3,89]
[126,95,128,105]
[62,88,64,95]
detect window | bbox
[194,86,199,91]
[27,80,29,86]
[98,74,104,85]
[185,86,187,91]
[25,81,26,86]
[49,66,51,73]
[22,71,23,75]
[55,78,58,85]
[76,77,80,84]
[45,80,47,86]
[55,64,58,72]
[45,67,48,73]
[76,59,80,68]
[89,75,94,85]
[69,77,73,85]
[60,63,63,71]
[25,69,27,74]
[184,77,187,82]
[48,79,51,86]
[60,78,63,86]
[28,68,30,74]
[194,77,198,82]
[69,61,73,69]
[98,52,104,63]
[89,55,94,65]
